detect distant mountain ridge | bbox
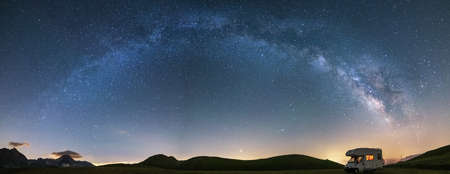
[128,154,343,170]
[385,154,422,165]
[389,144,450,170]
[399,154,421,162]
[28,155,95,168]
[0,148,94,168]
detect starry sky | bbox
[1,0,450,165]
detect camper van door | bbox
[366,154,373,170]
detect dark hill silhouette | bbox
[138,154,179,169]
[132,154,343,170]
[389,144,450,170]
[0,148,28,168]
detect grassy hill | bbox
[132,154,343,170]
[390,144,450,170]
[137,154,180,169]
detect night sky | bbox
[1,0,450,165]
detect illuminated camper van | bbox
[344,148,384,173]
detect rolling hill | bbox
[391,144,450,170]
[131,154,343,170]
[137,154,180,169]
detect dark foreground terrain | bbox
[3,145,450,174]
[2,167,450,174]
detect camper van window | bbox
[366,154,374,161]
[348,156,362,163]
[378,153,382,160]
[348,157,355,163]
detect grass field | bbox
[2,167,450,174]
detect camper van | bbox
[344,148,384,173]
